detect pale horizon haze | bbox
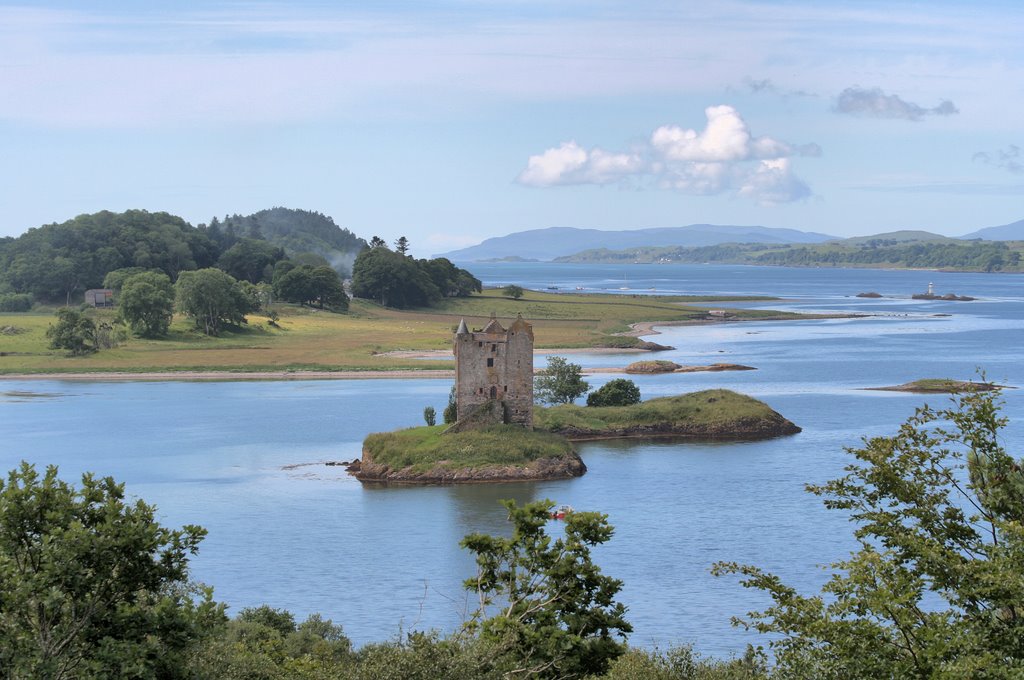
[1,1,1021,257]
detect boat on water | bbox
[550,504,574,520]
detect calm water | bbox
[1,264,1022,656]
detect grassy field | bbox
[362,424,574,473]
[0,289,799,375]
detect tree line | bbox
[350,237,481,309]
[557,240,1024,272]
[2,387,1021,677]
[0,208,368,306]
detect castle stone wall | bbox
[454,314,533,428]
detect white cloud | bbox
[517,142,643,186]
[518,105,816,205]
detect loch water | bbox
[1,264,1022,656]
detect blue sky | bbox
[1,1,1021,256]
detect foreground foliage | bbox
[461,499,632,678]
[714,387,1024,678]
[0,463,223,679]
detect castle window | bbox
[478,387,483,394]
[487,358,494,367]
[504,385,508,392]
[491,344,496,352]
[478,342,482,347]
[490,386,497,399]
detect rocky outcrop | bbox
[866,380,1005,394]
[635,340,675,352]
[353,451,587,485]
[625,360,681,374]
[673,363,756,373]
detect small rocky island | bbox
[352,315,799,485]
[912,282,974,301]
[866,379,1005,394]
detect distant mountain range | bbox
[438,220,1024,262]
[438,225,836,261]
[960,218,1024,241]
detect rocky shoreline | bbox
[352,451,587,485]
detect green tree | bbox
[586,378,641,407]
[534,356,590,405]
[424,406,437,426]
[275,265,348,310]
[217,238,285,284]
[421,257,482,298]
[461,499,632,678]
[46,308,97,355]
[713,387,1024,678]
[0,462,224,678]
[369,236,387,248]
[118,270,174,337]
[443,385,458,424]
[0,293,32,312]
[102,266,152,291]
[395,235,410,254]
[502,284,525,300]
[175,268,255,336]
[350,247,440,309]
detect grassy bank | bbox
[536,389,800,438]
[0,289,799,375]
[362,424,575,473]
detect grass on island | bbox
[0,288,801,375]
[362,424,575,473]
[535,389,783,435]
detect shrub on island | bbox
[587,379,642,407]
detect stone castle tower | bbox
[454,313,534,428]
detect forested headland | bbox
[557,238,1024,272]
[0,207,479,314]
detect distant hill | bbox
[438,225,836,261]
[217,207,367,274]
[834,231,955,246]
[556,237,1023,272]
[960,219,1024,241]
